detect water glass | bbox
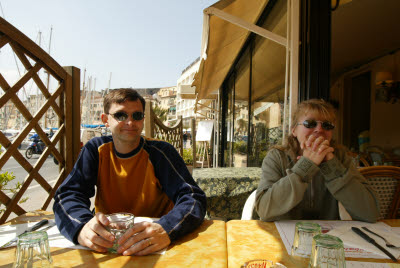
[105,213,135,253]
[291,222,322,257]
[309,234,345,268]
[14,231,53,268]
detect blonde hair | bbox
[277,99,337,161]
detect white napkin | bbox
[327,223,400,259]
[0,217,165,254]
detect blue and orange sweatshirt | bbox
[53,136,206,244]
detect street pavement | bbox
[2,150,61,221]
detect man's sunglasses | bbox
[108,111,144,122]
[297,120,335,130]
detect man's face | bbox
[102,99,144,150]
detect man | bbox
[53,88,206,256]
[183,131,188,148]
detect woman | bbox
[255,99,379,222]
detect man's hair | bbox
[103,88,146,114]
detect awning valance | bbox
[192,0,269,100]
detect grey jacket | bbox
[255,147,379,222]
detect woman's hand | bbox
[300,134,334,165]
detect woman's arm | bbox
[255,149,319,221]
[320,148,380,222]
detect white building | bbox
[176,58,201,127]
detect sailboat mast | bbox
[46,26,53,90]
[91,78,96,122]
[45,26,53,128]
[80,68,87,127]
[107,72,112,94]
[36,31,42,115]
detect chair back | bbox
[359,166,400,219]
[347,151,370,167]
[241,190,257,220]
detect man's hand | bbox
[77,212,114,252]
[117,222,171,256]
[301,135,334,165]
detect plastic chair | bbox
[241,190,257,220]
[338,202,352,220]
[359,166,400,219]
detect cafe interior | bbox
[193,0,400,168]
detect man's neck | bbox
[113,137,141,154]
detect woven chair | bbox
[347,151,370,167]
[359,166,400,219]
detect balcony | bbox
[179,84,196,99]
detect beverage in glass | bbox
[105,213,135,253]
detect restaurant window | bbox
[219,0,293,167]
[232,47,251,167]
[248,0,287,167]
[222,74,235,167]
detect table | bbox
[226,220,400,268]
[0,211,228,268]
[192,167,261,220]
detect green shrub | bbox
[233,141,247,154]
[0,146,28,214]
[183,148,193,165]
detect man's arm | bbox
[53,142,99,243]
[153,143,207,242]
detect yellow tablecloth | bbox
[0,211,227,268]
[226,220,400,268]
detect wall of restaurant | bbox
[331,50,400,150]
[369,50,400,150]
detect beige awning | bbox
[193,0,353,102]
[192,0,270,100]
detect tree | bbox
[153,105,169,123]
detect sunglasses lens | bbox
[322,122,335,130]
[113,112,128,121]
[132,112,144,121]
[303,120,317,129]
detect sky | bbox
[0,0,219,93]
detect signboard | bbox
[196,120,214,142]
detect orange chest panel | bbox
[95,144,173,217]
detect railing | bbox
[144,100,184,156]
[0,17,80,223]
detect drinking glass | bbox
[309,234,345,268]
[291,222,322,257]
[13,231,53,268]
[105,213,135,253]
[241,259,286,268]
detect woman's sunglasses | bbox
[108,111,144,122]
[297,120,335,130]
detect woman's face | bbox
[292,110,334,146]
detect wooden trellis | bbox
[144,100,184,156]
[0,17,81,223]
